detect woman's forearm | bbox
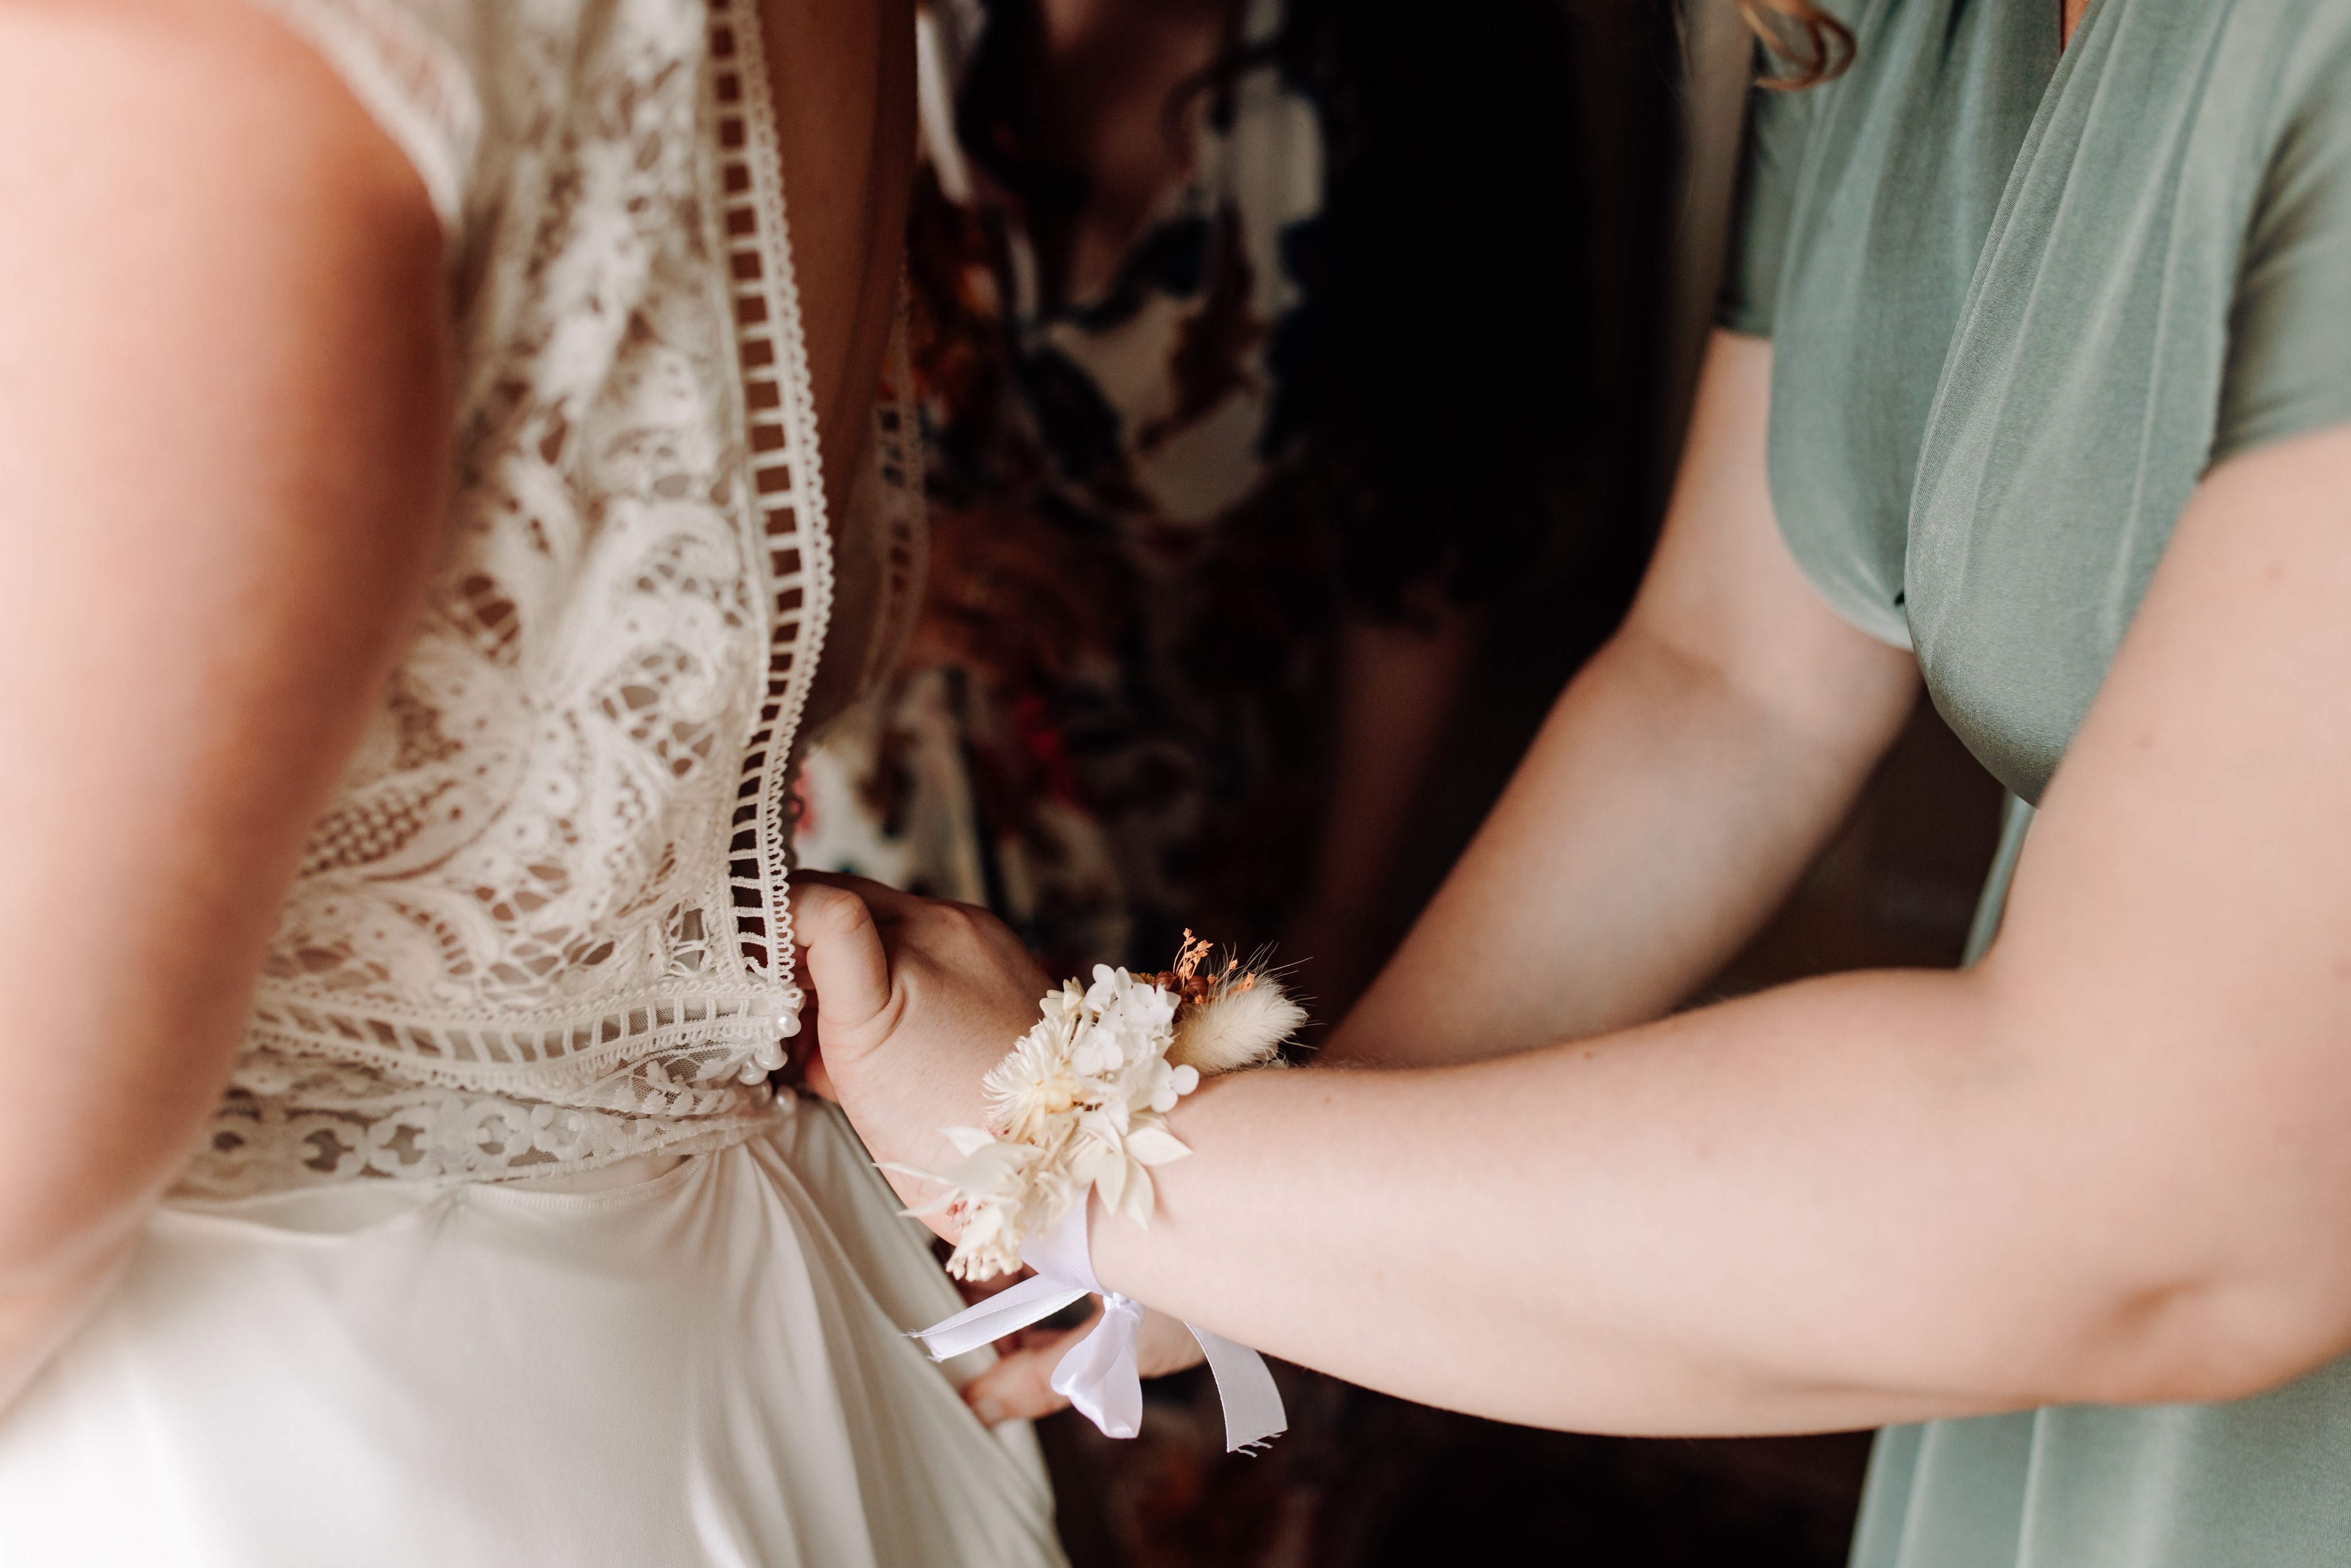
[1322,334,1918,1069]
[1096,961,2294,1436]
[1318,629,1903,1068]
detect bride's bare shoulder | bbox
[0,0,448,583]
[0,0,436,251]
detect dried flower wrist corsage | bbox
[902,936,1299,1453]
[890,934,1302,1281]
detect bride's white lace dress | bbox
[0,2,1060,1562]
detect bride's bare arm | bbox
[1321,332,1918,1066]
[802,404,2351,1435]
[0,1,448,1406]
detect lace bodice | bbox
[189,0,922,1196]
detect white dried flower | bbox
[1072,1107,1194,1228]
[884,1126,1050,1280]
[901,945,1293,1278]
[985,998,1089,1146]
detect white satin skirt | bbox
[0,1099,1064,1567]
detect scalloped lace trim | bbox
[710,0,835,985]
[180,1051,790,1200]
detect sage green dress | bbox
[1718,0,2351,1562]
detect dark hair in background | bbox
[957,0,1599,618]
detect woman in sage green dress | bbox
[803,1,2351,1564]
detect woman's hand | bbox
[961,1297,1207,1427]
[790,872,1053,1227]
[792,874,1216,1412]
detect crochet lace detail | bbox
[186,0,856,1197]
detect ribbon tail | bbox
[1187,1325,1287,1453]
[909,1274,1089,1362]
[1051,1294,1146,1439]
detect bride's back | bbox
[0,0,919,1197]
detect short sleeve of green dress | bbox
[1715,82,1811,340]
[1716,2,2351,1565]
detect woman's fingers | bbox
[792,875,1056,1208]
[788,880,892,1038]
[961,1301,1211,1427]
[964,1325,1080,1426]
[955,1266,1033,1306]
[797,1045,838,1102]
[796,867,926,926]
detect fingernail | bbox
[973,1396,1006,1426]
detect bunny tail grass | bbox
[1168,973,1304,1075]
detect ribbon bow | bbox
[910,1206,1287,1453]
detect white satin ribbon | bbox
[909,1206,1288,1454]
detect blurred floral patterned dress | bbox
[794,0,1334,975]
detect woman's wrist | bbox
[886,945,1301,1282]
